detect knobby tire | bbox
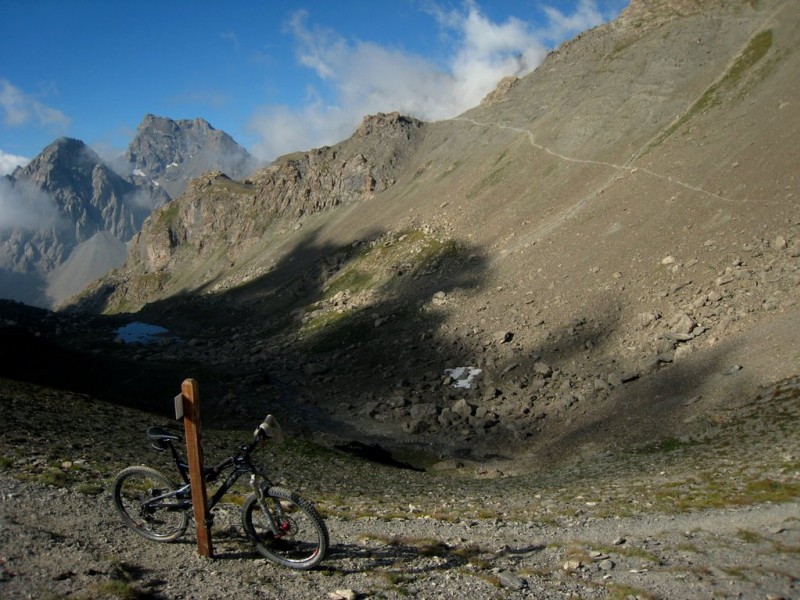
[112,466,189,542]
[242,486,329,570]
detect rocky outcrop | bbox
[480,76,519,106]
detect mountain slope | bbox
[46,231,128,303]
[65,0,800,467]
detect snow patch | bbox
[444,366,483,389]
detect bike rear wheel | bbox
[112,466,189,542]
[242,486,329,569]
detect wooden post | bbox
[180,378,214,558]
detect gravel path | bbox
[1,471,798,600]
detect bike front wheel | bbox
[242,486,329,569]
[112,466,189,542]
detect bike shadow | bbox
[322,540,546,576]
[175,529,545,574]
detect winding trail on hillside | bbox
[452,114,737,254]
[454,1,789,252]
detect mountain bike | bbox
[111,414,329,570]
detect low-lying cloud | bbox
[248,1,613,162]
[0,178,62,232]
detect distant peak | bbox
[137,114,214,131]
[38,137,99,166]
[48,137,87,150]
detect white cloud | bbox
[0,149,29,176]
[0,79,70,130]
[248,1,612,162]
[0,178,62,231]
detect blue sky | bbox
[0,0,627,174]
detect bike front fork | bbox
[250,474,281,534]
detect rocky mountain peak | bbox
[20,138,100,188]
[12,137,137,237]
[0,113,255,308]
[124,114,256,198]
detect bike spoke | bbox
[113,467,189,542]
[243,488,328,569]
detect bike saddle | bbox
[147,426,181,450]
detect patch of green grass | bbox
[213,177,255,195]
[465,164,509,199]
[322,268,374,300]
[297,228,461,344]
[740,478,800,503]
[0,456,14,469]
[646,29,773,152]
[153,200,180,229]
[38,467,70,487]
[418,541,452,557]
[471,570,502,587]
[720,565,749,579]
[737,529,764,543]
[773,541,800,554]
[607,35,638,59]
[301,306,356,334]
[643,476,800,512]
[373,569,413,590]
[726,29,774,88]
[75,482,104,495]
[79,580,141,600]
[634,437,690,454]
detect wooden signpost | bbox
[176,378,214,558]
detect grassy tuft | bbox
[646,29,773,152]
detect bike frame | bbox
[147,440,275,520]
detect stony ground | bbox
[1,375,798,600]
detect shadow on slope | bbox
[477,289,756,470]
[116,223,491,438]
[0,269,49,308]
[0,314,198,417]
